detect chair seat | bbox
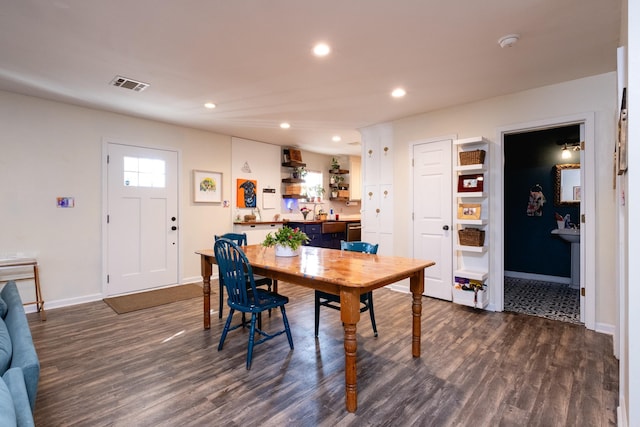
[228,289,289,313]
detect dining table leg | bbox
[200,255,212,330]
[410,268,425,357]
[341,288,361,412]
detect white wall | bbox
[383,72,618,328]
[0,90,232,306]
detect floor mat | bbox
[103,284,203,314]
[504,277,580,324]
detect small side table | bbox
[0,258,46,321]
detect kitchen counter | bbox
[285,218,361,224]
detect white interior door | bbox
[413,139,453,300]
[106,143,178,296]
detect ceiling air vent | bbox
[110,75,149,92]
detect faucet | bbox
[313,203,323,220]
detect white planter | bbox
[275,244,300,257]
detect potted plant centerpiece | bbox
[262,226,310,257]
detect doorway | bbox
[497,113,595,329]
[103,142,179,296]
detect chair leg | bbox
[246,313,258,370]
[281,306,294,349]
[218,309,235,351]
[367,292,378,337]
[314,293,321,337]
[218,281,224,319]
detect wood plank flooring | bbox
[27,283,618,426]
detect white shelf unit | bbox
[453,136,490,309]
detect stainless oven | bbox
[346,222,361,242]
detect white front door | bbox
[106,143,179,296]
[413,139,453,300]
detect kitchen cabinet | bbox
[361,123,394,255]
[452,136,490,309]
[286,222,345,249]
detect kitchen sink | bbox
[321,221,346,234]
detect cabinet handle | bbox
[443,225,449,231]
[376,208,380,215]
[383,146,389,155]
[368,191,373,200]
[368,149,373,157]
[383,190,388,198]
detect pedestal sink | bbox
[551,228,580,288]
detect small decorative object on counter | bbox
[262,226,310,256]
[300,206,311,220]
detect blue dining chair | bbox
[214,233,277,319]
[314,240,379,338]
[214,238,294,370]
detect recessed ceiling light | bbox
[391,88,406,98]
[313,43,331,57]
[204,102,216,109]
[332,135,341,142]
[280,122,291,129]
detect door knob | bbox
[171,216,177,221]
[171,226,177,231]
[443,225,449,230]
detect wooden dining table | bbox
[195,244,435,413]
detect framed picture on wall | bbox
[193,170,222,203]
[236,178,257,208]
[457,174,484,192]
[457,203,482,220]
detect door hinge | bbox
[107,214,110,224]
[107,275,110,284]
[581,213,585,224]
[580,141,585,150]
[581,287,585,297]
[107,154,109,164]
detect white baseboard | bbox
[617,395,627,427]
[24,293,104,314]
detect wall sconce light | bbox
[561,143,581,159]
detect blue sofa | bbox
[0,281,40,427]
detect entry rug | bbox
[503,277,580,324]
[103,284,202,314]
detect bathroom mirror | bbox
[554,163,580,206]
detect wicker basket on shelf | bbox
[459,149,486,166]
[458,228,485,246]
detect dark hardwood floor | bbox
[27,282,618,426]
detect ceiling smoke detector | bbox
[498,34,520,48]
[110,75,149,92]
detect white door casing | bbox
[412,139,453,300]
[105,142,179,296]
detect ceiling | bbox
[0,1,621,156]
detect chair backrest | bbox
[213,238,258,306]
[340,240,379,254]
[215,232,248,247]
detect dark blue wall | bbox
[504,126,580,278]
